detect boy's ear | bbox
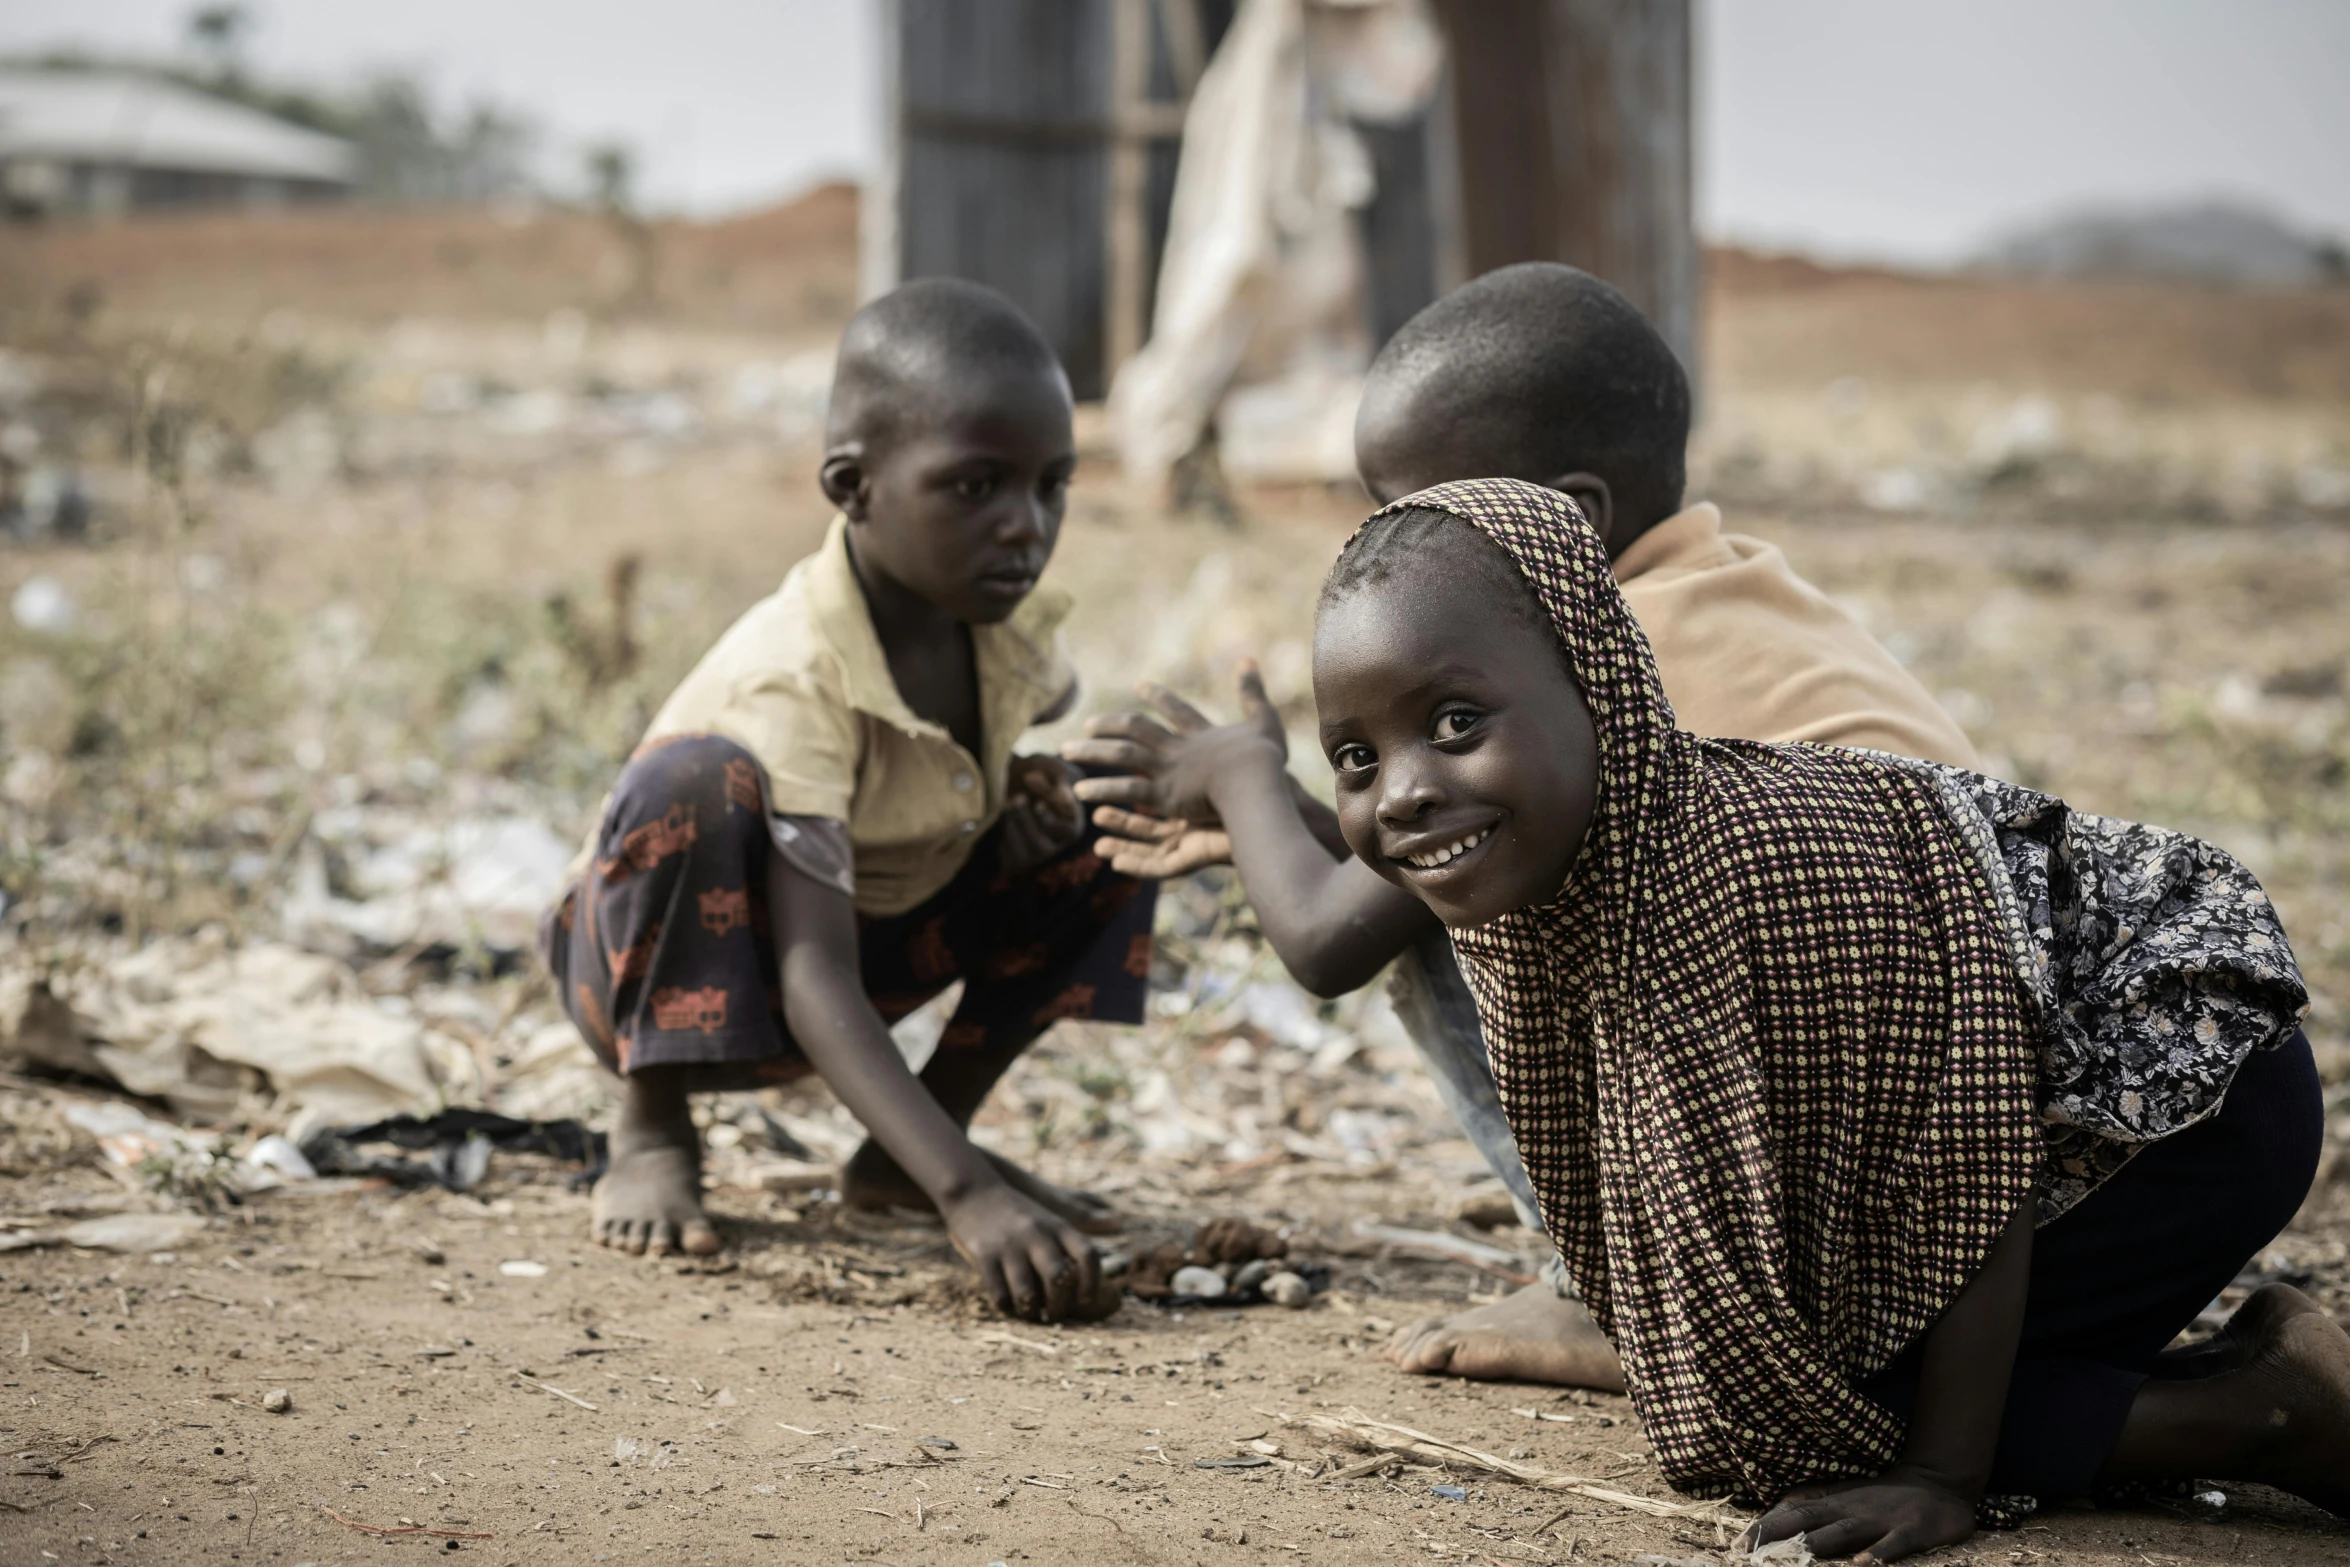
[1547,472,1616,555]
[819,450,870,519]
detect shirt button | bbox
[952,772,975,792]
[959,820,977,835]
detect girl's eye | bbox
[1434,709,1482,741]
[1331,743,1375,773]
[954,475,995,501]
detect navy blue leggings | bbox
[1865,1029,2322,1497]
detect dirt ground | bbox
[3,201,2350,1565]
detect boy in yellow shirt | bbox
[541,280,1150,1322]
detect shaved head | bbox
[1355,264,1691,538]
[826,277,1070,454]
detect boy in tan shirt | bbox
[1067,262,1975,1381]
[542,280,1149,1321]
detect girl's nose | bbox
[1375,753,1445,826]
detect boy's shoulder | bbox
[669,516,1076,719]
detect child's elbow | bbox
[1286,947,1379,1001]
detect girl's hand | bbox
[1062,662,1289,826]
[1741,1468,1976,1563]
[999,755,1085,875]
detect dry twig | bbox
[320,1506,492,1540]
[1277,1408,1735,1521]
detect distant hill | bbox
[1984,198,2346,286]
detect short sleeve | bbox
[769,814,855,898]
[710,667,861,820]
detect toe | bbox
[621,1221,650,1256]
[645,1219,678,1256]
[681,1219,721,1256]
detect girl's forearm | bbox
[1208,742,1433,995]
[1899,1195,2036,1497]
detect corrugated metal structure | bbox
[0,71,355,221]
[870,0,1692,398]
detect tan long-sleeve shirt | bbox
[1613,502,1979,768]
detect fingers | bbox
[1083,711,1182,751]
[1855,1525,1930,1565]
[1061,738,1164,776]
[1741,1501,1822,1550]
[1236,658,1271,715]
[1135,679,1213,735]
[1089,804,1187,839]
[1797,1516,1891,1561]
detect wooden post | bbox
[1429,0,1697,380]
[1104,0,1155,379]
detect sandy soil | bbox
[8,1123,2350,1567]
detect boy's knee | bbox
[613,733,766,815]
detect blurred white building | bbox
[0,70,355,220]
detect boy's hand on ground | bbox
[1062,662,1289,826]
[943,1181,1116,1323]
[1086,804,1236,878]
[1741,1467,1976,1563]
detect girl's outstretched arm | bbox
[1741,1195,2035,1564]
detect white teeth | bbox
[1405,828,1490,870]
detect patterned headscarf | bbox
[1354,481,2049,1500]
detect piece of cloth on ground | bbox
[1386,477,2306,1504]
[541,734,1156,1086]
[1864,1028,2322,1496]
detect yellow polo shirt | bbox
[619,516,1076,917]
[1615,502,1979,768]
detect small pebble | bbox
[411,1241,446,1266]
[261,1388,292,1414]
[1230,1259,1272,1295]
[2190,1488,2229,1519]
[1264,1270,1313,1309]
[1170,1265,1227,1299]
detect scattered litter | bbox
[10,575,77,635]
[1726,1537,1815,1564]
[1430,1483,1466,1500]
[11,937,448,1121]
[1195,1454,1270,1470]
[261,1389,292,1414]
[61,1212,206,1254]
[498,1260,548,1278]
[284,812,573,957]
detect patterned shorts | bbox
[540,734,1158,1085]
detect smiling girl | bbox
[1133,478,2347,1562]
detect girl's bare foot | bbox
[592,1070,723,1257]
[842,1139,1123,1235]
[1386,1281,1628,1391]
[2110,1285,2350,1516]
[2232,1285,2350,1515]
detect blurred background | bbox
[0,1,2344,1216]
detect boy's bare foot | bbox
[1386,1281,1627,1391]
[842,1139,1122,1235]
[593,1071,722,1257]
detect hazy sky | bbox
[5,0,2345,263]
